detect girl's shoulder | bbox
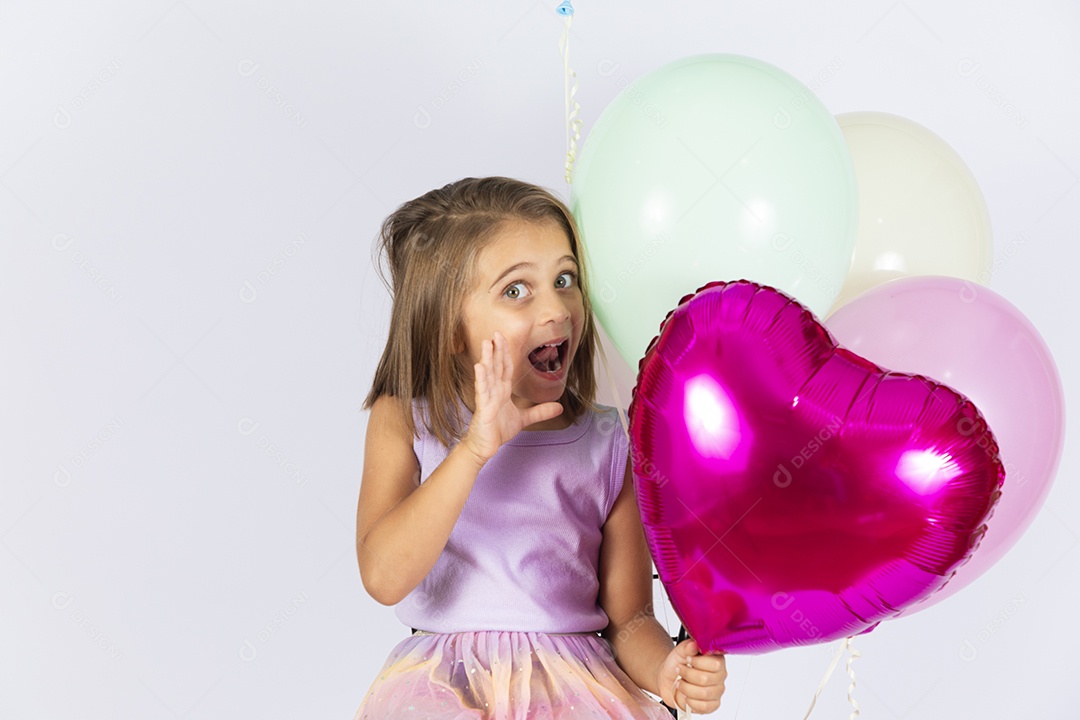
[369,394,416,426]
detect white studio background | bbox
[2,1,1077,718]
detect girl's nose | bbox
[540,289,572,324]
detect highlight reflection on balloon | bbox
[894,449,962,496]
[629,280,1004,654]
[685,374,744,461]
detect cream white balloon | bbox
[828,112,993,315]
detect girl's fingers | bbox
[693,654,726,674]
[477,339,492,402]
[474,361,484,401]
[477,332,516,404]
[524,401,562,426]
[491,332,512,394]
[676,666,717,688]
[671,677,686,712]
[674,671,726,708]
[498,332,512,384]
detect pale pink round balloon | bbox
[827,276,1065,610]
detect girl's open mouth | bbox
[527,339,569,379]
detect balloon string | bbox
[676,648,692,718]
[845,637,861,720]
[732,656,752,720]
[558,10,583,186]
[800,637,849,720]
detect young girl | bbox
[354,176,727,719]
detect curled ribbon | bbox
[801,636,861,720]
[557,7,583,185]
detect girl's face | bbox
[458,218,585,419]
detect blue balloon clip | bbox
[556,1,574,16]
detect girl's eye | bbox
[502,271,577,300]
[504,282,528,300]
[555,271,578,289]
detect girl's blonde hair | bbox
[363,176,599,448]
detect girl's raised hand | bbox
[460,331,563,463]
[658,638,727,716]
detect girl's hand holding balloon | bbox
[460,331,564,464]
[657,638,727,716]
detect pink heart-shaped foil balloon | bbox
[629,280,1004,655]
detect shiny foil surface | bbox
[628,280,1004,655]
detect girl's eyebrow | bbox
[488,255,578,290]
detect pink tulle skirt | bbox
[352,630,673,720]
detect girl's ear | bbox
[452,316,469,356]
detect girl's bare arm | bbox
[356,394,487,606]
[598,455,727,712]
[357,332,561,606]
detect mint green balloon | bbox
[571,54,857,367]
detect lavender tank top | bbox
[394,397,629,633]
